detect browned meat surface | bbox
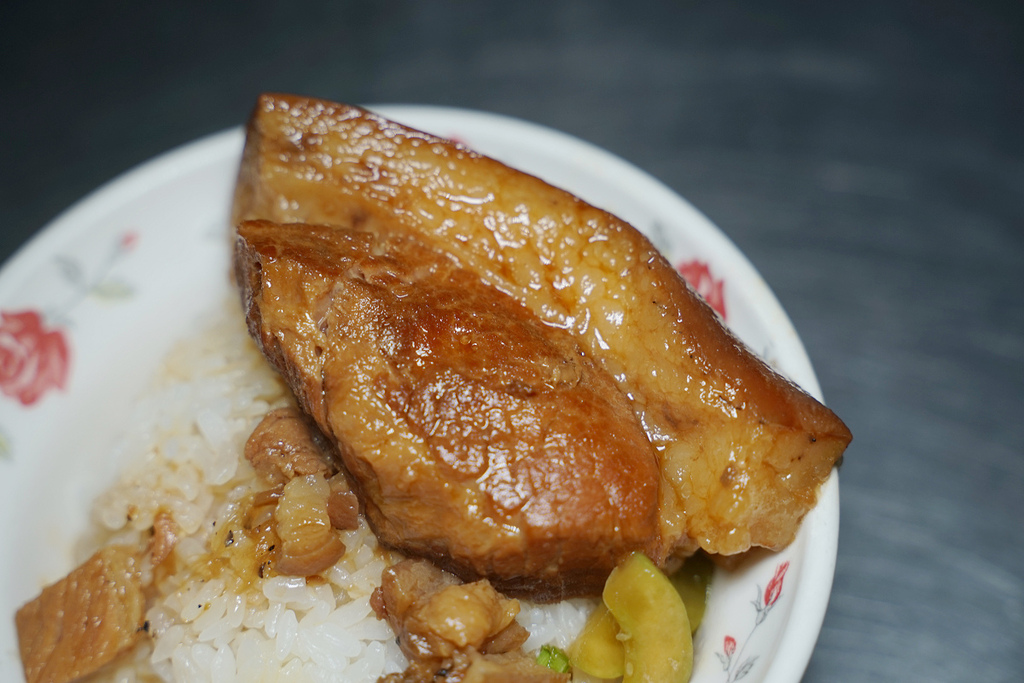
[244,405,336,484]
[232,93,851,560]
[15,546,146,683]
[372,560,566,683]
[236,220,662,598]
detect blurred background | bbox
[2,1,1022,680]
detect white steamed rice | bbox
[77,300,594,683]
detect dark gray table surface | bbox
[3,1,1022,681]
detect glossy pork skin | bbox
[235,220,662,599]
[232,94,852,559]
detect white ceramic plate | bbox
[0,106,838,682]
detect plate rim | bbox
[0,104,838,683]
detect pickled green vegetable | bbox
[602,552,692,683]
[536,644,571,673]
[669,552,714,634]
[568,603,625,678]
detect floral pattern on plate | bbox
[678,258,727,320]
[718,561,791,681]
[0,230,137,458]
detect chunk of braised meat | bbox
[244,406,337,485]
[372,560,565,683]
[372,559,525,660]
[326,471,360,530]
[244,407,359,576]
[379,649,569,683]
[457,651,570,683]
[15,546,146,683]
[274,473,346,576]
[148,509,179,566]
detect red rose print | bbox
[0,310,70,406]
[119,230,139,252]
[677,259,727,319]
[764,561,790,609]
[720,560,793,680]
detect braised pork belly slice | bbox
[15,546,146,683]
[235,220,662,599]
[232,93,851,557]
